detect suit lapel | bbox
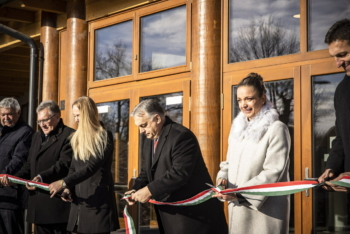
[151,118,172,168]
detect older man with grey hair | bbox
[0,97,33,234]
[2,100,74,234]
[125,99,228,234]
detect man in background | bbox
[0,97,33,234]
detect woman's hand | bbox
[61,188,73,202]
[217,178,227,189]
[212,192,237,201]
[49,180,63,198]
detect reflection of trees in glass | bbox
[95,39,132,80]
[97,100,129,184]
[229,17,299,63]
[97,100,129,219]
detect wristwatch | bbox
[62,180,67,188]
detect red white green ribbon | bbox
[123,206,136,234]
[0,174,50,191]
[217,180,320,196]
[327,175,350,188]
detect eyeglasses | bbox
[37,114,56,125]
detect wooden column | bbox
[65,0,88,128]
[191,0,221,180]
[40,11,58,102]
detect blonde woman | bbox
[49,96,119,234]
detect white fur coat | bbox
[217,102,291,234]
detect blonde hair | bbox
[70,96,107,162]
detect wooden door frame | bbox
[300,61,344,234]
[88,77,191,187]
[222,66,302,233]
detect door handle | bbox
[304,167,310,197]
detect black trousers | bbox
[35,223,69,234]
[0,208,24,234]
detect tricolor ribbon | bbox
[2,173,350,234]
[0,174,49,191]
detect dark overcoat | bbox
[64,131,119,233]
[15,119,74,224]
[0,117,33,210]
[326,75,350,174]
[133,117,228,234]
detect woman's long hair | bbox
[70,96,107,162]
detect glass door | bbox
[222,66,302,234]
[302,61,348,234]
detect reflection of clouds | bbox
[309,0,350,51]
[230,0,299,39]
[141,5,186,56]
[96,20,133,51]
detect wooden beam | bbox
[21,0,67,14]
[0,76,29,83]
[0,7,35,23]
[0,70,29,78]
[1,47,30,57]
[0,62,29,72]
[0,54,30,64]
[0,81,29,86]
[0,91,25,97]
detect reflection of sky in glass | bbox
[140,5,186,72]
[229,0,300,63]
[309,0,350,51]
[94,20,132,80]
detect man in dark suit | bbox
[318,19,350,192]
[0,98,33,234]
[125,99,228,234]
[2,100,74,234]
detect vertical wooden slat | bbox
[301,64,313,234]
[191,0,222,181]
[293,66,302,234]
[300,0,308,53]
[41,11,59,102]
[65,0,88,129]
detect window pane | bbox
[229,0,300,63]
[308,0,350,51]
[139,92,183,233]
[232,79,295,233]
[96,100,130,227]
[312,73,350,234]
[140,5,186,73]
[94,20,132,81]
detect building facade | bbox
[0,0,349,233]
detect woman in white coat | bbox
[213,73,291,234]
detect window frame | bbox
[88,0,191,88]
[222,0,332,73]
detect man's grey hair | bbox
[0,98,21,112]
[131,99,165,118]
[36,100,61,115]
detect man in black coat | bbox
[0,98,33,234]
[126,99,228,234]
[318,19,350,192]
[3,100,74,234]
